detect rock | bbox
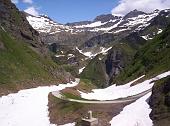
[149,76,170,126]
[0,0,44,50]
[123,9,146,20]
[94,14,121,23]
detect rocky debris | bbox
[149,76,170,126]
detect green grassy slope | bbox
[80,43,135,88]
[115,25,170,84]
[0,29,61,85]
[80,54,108,88]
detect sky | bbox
[11,0,170,24]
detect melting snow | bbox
[110,92,152,126]
[0,79,79,126]
[79,71,170,100]
[67,54,75,60]
[79,67,85,74]
[27,9,160,34]
[76,47,112,59]
[26,16,70,33]
[60,122,75,126]
[75,21,107,28]
[157,29,163,34]
[55,55,65,58]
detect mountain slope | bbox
[115,24,170,84]
[0,0,73,95]
[26,9,162,48]
[80,40,136,87]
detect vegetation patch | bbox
[115,25,170,85]
[0,29,70,95]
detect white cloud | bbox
[112,0,170,16]
[11,0,19,4]
[11,0,33,4]
[22,0,33,4]
[24,6,39,16]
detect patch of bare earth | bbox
[48,93,133,126]
[0,78,69,96]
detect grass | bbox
[62,64,78,77]
[54,96,85,113]
[78,79,96,92]
[80,42,135,88]
[115,25,170,84]
[62,92,83,100]
[0,29,59,85]
[11,9,21,25]
[80,55,108,88]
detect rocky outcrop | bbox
[105,50,124,83]
[123,9,146,20]
[66,21,92,26]
[149,76,170,126]
[0,0,43,50]
[94,14,121,23]
[80,33,115,48]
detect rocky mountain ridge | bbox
[25,7,170,88]
[26,9,165,34]
[26,9,170,53]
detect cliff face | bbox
[149,76,170,126]
[0,0,44,50]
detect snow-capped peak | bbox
[26,9,168,35]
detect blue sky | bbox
[12,0,170,24]
[12,0,119,24]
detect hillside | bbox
[0,0,73,95]
[80,42,135,88]
[115,24,170,84]
[25,8,170,87]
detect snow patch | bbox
[79,67,85,74]
[76,47,112,59]
[55,55,65,58]
[0,25,6,32]
[0,79,79,126]
[157,29,163,34]
[110,92,152,126]
[75,21,107,28]
[79,71,170,100]
[59,122,75,126]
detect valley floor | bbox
[0,71,170,126]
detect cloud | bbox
[11,0,33,4]
[112,0,170,16]
[22,0,33,4]
[24,6,39,16]
[11,0,19,4]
